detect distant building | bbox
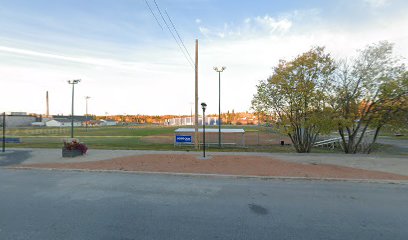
[100,120,117,126]
[166,117,218,126]
[52,115,92,122]
[45,119,82,127]
[2,113,36,127]
[31,122,46,127]
[6,112,28,116]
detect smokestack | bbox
[46,91,49,117]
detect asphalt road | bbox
[0,169,407,240]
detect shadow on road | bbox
[0,150,32,166]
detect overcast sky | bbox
[1,0,407,116]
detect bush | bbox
[63,139,88,154]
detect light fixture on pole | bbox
[85,96,91,132]
[68,79,81,138]
[201,102,207,158]
[213,66,226,148]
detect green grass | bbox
[376,126,408,140]
[3,125,406,155]
[3,125,289,152]
[6,126,178,137]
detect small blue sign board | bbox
[3,138,21,143]
[175,135,192,143]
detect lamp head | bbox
[68,79,81,84]
[201,102,207,111]
[214,66,226,72]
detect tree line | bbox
[252,41,407,154]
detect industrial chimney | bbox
[46,91,49,117]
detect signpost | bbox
[175,135,192,144]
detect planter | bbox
[62,148,84,158]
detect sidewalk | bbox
[1,148,407,176]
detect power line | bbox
[164,10,194,65]
[152,0,195,68]
[144,0,163,30]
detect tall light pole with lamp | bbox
[68,79,81,138]
[201,102,207,158]
[213,66,226,148]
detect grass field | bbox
[3,125,293,152]
[2,125,406,154]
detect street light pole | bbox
[85,96,91,132]
[2,112,5,152]
[201,102,207,158]
[214,66,226,148]
[68,79,81,138]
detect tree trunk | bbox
[367,125,382,154]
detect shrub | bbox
[63,139,88,154]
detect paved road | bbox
[0,169,407,240]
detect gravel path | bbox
[18,154,408,181]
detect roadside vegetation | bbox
[252,41,407,153]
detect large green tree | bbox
[333,41,407,153]
[252,47,336,153]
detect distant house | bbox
[100,119,117,126]
[46,119,82,127]
[31,122,46,127]
[51,115,91,122]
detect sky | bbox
[0,0,407,116]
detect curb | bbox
[6,166,408,185]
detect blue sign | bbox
[3,138,21,143]
[175,135,192,143]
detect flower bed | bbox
[62,139,88,158]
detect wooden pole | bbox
[194,39,199,149]
[2,112,5,152]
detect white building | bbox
[1,113,37,127]
[100,120,117,126]
[31,122,46,127]
[167,117,218,126]
[45,119,82,127]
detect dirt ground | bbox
[20,154,408,181]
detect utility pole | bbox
[194,39,199,149]
[85,96,91,132]
[189,102,193,125]
[214,66,226,148]
[68,79,81,138]
[2,112,5,152]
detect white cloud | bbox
[197,14,294,41]
[0,45,183,73]
[254,16,292,33]
[364,0,391,8]
[195,18,202,24]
